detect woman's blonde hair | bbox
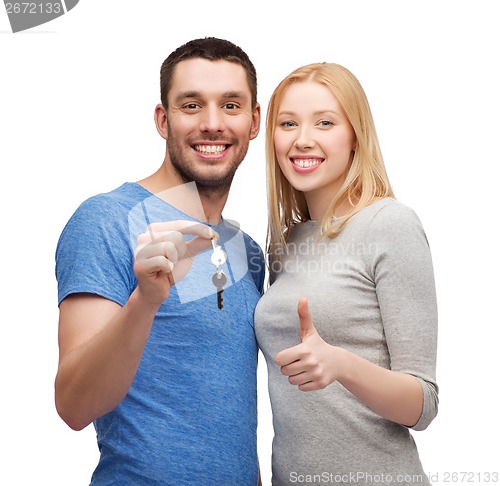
[266,63,394,266]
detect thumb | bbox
[298,297,317,341]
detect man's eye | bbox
[184,103,199,110]
[224,103,238,110]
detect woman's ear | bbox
[154,103,169,141]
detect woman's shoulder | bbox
[356,198,428,250]
[357,197,422,229]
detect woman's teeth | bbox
[292,159,322,168]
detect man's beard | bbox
[166,127,250,198]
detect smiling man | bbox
[55,38,264,485]
[142,56,259,217]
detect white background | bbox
[1,1,499,484]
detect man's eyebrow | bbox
[174,91,201,103]
[221,91,248,99]
[174,90,249,103]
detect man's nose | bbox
[199,105,225,133]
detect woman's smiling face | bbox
[274,80,356,218]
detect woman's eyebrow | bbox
[277,110,341,117]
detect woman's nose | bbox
[294,127,315,150]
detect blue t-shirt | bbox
[55,183,265,485]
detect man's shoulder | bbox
[58,183,147,241]
[79,182,145,212]
[70,182,161,226]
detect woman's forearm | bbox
[337,347,423,427]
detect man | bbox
[55,37,264,485]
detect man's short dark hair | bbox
[160,37,257,109]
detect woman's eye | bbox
[318,120,333,127]
[280,121,296,128]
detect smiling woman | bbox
[274,80,357,220]
[255,63,438,485]
[265,63,393,245]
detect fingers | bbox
[275,343,302,368]
[276,299,335,392]
[136,220,217,260]
[185,234,215,259]
[136,238,181,263]
[146,220,215,242]
[281,362,329,390]
[135,234,183,285]
[280,359,308,377]
[288,372,321,390]
[275,342,318,377]
[134,221,221,294]
[298,297,316,341]
[278,355,330,392]
[297,381,325,392]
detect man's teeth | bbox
[292,159,322,168]
[195,145,226,154]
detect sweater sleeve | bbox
[367,201,439,431]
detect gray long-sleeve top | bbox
[255,198,438,486]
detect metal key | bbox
[210,237,228,310]
[212,270,227,309]
[211,244,227,266]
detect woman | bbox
[255,63,438,485]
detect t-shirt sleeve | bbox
[55,195,136,307]
[367,201,439,431]
[245,236,266,295]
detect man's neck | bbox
[137,165,228,226]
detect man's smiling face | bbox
[164,58,260,192]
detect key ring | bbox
[211,237,227,271]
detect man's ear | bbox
[154,103,169,141]
[250,103,261,140]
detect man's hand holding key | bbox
[134,221,216,305]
